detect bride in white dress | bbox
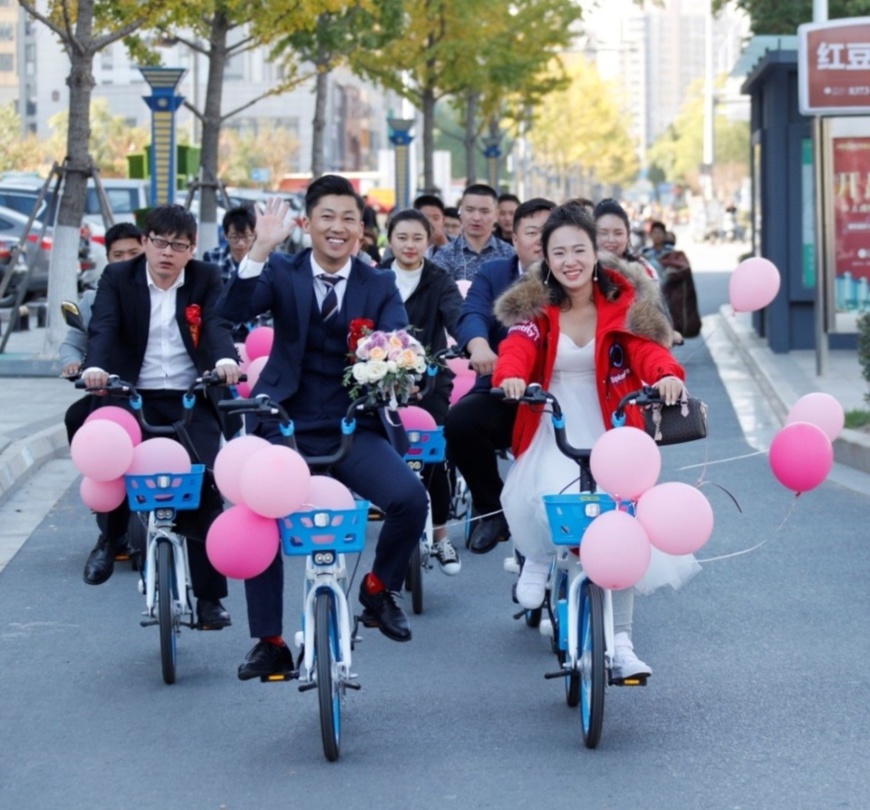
[492,205,698,680]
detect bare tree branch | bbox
[92,18,150,51]
[18,1,70,43]
[218,72,315,123]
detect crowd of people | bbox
[63,175,691,682]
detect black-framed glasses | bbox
[226,233,254,244]
[148,235,192,253]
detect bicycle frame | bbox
[141,518,193,626]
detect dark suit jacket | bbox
[87,254,237,414]
[455,255,521,393]
[218,248,408,404]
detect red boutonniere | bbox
[348,317,374,358]
[185,304,202,349]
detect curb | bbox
[0,424,70,505]
[718,306,870,475]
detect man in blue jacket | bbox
[445,198,555,554]
[219,175,428,681]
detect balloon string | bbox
[695,494,800,563]
[674,323,719,366]
[676,450,766,471]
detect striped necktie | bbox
[318,274,344,321]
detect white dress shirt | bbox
[137,268,198,390]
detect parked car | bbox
[0,205,53,298]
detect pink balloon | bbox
[456,279,472,298]
[127,438,191,475]
[636,482,714,555]
[80,476,127,512]
[85,406,142,446]
[449,373,475,405]
[301,476,356,511]
[590,427,661,501]
[245,327,274,361]
[240,445,311,518]
[70,420,135,482]
[580,510,652,590]
[235,381,252,398]
[206,504,280,579]
[214,434,271,504]
[786,392,844,441]
[399,405,437,432]
[246,355,268,392]
[729,257,781,313]
[446,356,474,378]
[769,421,833,493]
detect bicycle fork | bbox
[140,523,192,627]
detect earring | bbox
[542,261,551,284]
[592,261,599,282]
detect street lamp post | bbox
[139,67,187,206]
[388,117,415,212]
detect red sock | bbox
[261,636,284,647]
[364,572,386,595]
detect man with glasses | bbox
[204,204,258,285]
[81,204,241,629]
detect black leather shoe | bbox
[196,599,232,630]
[359,584,412,642]
[83,536,115,585]
[238,641,295,681]
[468,514,510,555]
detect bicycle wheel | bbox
[315,591,341,762]
[156,540,177,685]
[407,541,424,615]
[579,581,605,748]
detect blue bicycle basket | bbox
[403,427,446,464]
[544,492,630,546]
[125,464,205,512]
[279,500,370,556]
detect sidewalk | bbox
[0,311,868,507]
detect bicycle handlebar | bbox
[611,386,663,425]
[75,372,245,436]
[217,393,376,469]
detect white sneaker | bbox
[515,557,551,609]
[432,538,461,576]
[611,632,652,680]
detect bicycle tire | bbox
[579,581,605,748]
[407,541,424,615]
[315,591,341,762]
[157,540,177,685]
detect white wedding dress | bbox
[501,332,700,595]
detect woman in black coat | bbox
[381,209,464,575]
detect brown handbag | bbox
[643,394,708,445]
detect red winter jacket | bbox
[492,263,684,458]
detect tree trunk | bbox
[464,91,479,185]
[44,8,96,356]
[197,12,230,256]
[421,84,436,194]
[311,66,328,178]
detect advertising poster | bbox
[831,136,870,314]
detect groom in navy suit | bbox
[219,175,428,681]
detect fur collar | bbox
[494,252,674,347]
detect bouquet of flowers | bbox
[343,326,429,408]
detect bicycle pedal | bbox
[139,618,158,627]
[611,675,649,687]
[367,506,386,522]
[512,609,526,620]
[544,669,572,680]
[344,680,362,691]
[298,680,318,693]
[260,670,297,683]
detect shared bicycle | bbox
[76,373,234,685]
[494,384,666,748]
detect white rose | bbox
[414,356,427,373]
[352,363,368,383]
[386,360,398,373]
[366,360,389,384]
